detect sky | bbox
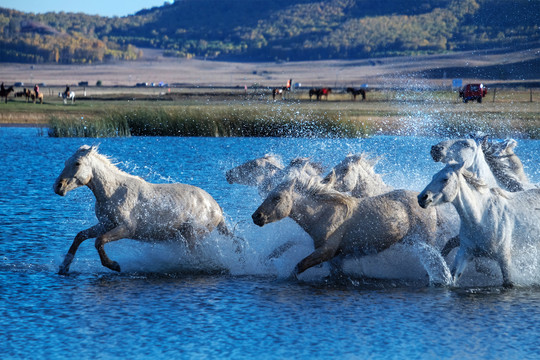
[1,0,170,17]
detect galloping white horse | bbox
[54,145,238,274]
[418,162,540,287]
[59,91,75,104]
[252,165,452,285]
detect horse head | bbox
[418,163,468,208]
[252,177,297,227]
[54,145,97,196]
[225,154,283,186]
[431,138,483,167]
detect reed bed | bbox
[48,104,373,138]
[44,88,540,138]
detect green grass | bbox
[2,87,535,138]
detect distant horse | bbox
[14,91,26,98]
[252,165,452,285]
[346,87,366,101]
[59,91,75,104]
[272,87,287,100]
[0,86,14,103]
[309,88,332,101]
[418,162,540,288]
[54,145,241,274]
[22,88,32,103]
[31,91,44,104]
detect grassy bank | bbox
[1,87,537,138]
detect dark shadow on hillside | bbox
[416,58,540,81]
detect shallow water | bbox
[1,127,540,359]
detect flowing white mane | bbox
[78,145,141,180]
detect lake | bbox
[1,127,540,359]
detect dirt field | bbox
[1,47,539,89]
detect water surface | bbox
[1,128,539,359]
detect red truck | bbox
[459,83,487,103]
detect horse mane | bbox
[481,139,527,191]
[289,171,356,217]
[262,154,284,169]
[461,168,489,192]
[79,145,142,180]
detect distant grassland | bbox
[2,87,539,138]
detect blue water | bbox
[1,127,540,359]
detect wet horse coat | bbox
[252,168,452,285]
[54,145,234,274]
[418,163,540,287]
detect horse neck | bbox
[353,171,393,197]
[470,148,498,187]
[452,174,492,228]
[86,157,133,202]
[288,190,348,237]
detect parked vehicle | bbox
[459,83,487,103]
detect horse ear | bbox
[503,139,517,152]
[322,169,337,186]
[481,135,489,147]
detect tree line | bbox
[0,0,538,63]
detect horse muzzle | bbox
[53,179,68,196]
[251,211,267,227]
[417,192,433,209]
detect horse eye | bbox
[75,161,81,167]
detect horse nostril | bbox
[252,212,265,226]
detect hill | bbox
[0,0,538,63]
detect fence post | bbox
[531,88,533,103]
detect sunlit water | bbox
[1,127,540,359]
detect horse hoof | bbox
[110,262,121,272]
[503,281,514,289]
[58,266,69,275]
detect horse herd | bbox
[0,86,75,104]
[272,86,366,101]
[54,135,540,287]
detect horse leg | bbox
[267,240,297,260]
[59,224,105,274]
[441,235,460,257]
[497,247,514,288]
[95,225,130,272]
[293,232,342,277]
[450,247,472,285]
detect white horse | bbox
[226,155,324,197]
[54,145,239,274]
[59,91,75,104]
[431,137,534,192]
[418,162,540,287]
[252,165,452,285]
